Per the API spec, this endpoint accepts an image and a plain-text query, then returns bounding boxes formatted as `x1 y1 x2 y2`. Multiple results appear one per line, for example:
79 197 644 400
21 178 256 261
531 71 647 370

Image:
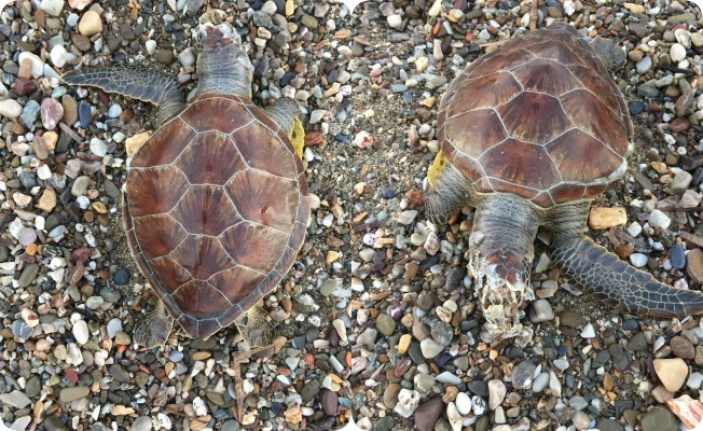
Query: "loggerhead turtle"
62 10 310 349
424 24 703 340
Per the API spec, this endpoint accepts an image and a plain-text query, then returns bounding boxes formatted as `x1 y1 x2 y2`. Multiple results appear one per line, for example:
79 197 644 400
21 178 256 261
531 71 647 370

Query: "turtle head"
468 236 534 339
468 194 539 341
195 9 253 98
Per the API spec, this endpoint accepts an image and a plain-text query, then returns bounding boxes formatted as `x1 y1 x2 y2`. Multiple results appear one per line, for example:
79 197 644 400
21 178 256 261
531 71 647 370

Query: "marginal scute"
127 166 189 217
176 131 246 184
171 186 238 236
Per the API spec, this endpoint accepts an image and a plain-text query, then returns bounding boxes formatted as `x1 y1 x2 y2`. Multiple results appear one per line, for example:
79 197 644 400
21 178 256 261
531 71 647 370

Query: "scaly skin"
552 236 703 316
61 66 184 126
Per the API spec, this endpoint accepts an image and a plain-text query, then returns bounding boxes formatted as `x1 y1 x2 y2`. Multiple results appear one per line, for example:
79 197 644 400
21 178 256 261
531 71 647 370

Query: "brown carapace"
124 94 309 339
437 24 632 208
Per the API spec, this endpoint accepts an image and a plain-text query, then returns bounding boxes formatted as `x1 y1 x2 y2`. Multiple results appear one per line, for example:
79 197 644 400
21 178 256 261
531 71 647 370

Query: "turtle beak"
198 10 240 48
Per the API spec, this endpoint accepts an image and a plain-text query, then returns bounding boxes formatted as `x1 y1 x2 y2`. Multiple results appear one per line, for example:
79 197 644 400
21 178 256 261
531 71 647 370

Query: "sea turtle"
62 10 310 349
424 24 703 340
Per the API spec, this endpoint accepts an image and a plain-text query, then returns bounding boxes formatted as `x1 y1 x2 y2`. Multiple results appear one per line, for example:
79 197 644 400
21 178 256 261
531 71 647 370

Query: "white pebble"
72 319 89 345
90 138 108 157
670 43 687 62
145 40 157 55
178 48 196 67
106 318 123 338
397 210 417 225
387 14 402 28
629 253 648 268
50 45 68 68
107 104 122 118
580 323 596 338
648 209 671 229
626 221 642 237
455 392 472 415
37 165 52 180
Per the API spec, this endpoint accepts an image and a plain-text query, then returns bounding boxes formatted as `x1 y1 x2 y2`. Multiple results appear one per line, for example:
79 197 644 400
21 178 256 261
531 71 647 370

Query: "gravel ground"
5 0 703 430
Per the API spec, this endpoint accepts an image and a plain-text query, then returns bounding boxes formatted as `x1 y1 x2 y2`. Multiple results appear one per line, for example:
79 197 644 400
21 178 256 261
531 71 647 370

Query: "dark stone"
79 100 91 128
467 379 487 397
408 341 425 364
596 419 624 431
372 416 395 431
320 389 338 416
301 379 320 403
622 319 639 331
112 268 130 285
628 100 645 115
414 397 443 431
669 244 686 269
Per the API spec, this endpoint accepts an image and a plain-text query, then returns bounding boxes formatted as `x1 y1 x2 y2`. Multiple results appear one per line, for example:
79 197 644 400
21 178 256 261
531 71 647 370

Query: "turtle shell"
438 25 633 208
123 94 310 339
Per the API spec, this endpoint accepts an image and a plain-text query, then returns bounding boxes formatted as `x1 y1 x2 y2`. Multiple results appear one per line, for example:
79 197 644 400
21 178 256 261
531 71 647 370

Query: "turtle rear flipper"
61 66 184 126
552 236 703 317
134 299 175 349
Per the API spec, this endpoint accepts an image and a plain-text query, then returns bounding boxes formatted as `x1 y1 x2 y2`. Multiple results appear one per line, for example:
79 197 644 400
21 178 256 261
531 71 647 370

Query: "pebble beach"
3 0 703 430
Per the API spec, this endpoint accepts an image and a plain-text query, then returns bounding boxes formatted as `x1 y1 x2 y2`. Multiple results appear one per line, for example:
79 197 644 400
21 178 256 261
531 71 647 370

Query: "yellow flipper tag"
427 150 445 187
290 117 305 159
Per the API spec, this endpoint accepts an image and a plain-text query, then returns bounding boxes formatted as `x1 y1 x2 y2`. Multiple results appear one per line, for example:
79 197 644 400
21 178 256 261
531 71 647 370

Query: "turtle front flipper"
552 236 703 317
264 97 305 158
61 66 184 126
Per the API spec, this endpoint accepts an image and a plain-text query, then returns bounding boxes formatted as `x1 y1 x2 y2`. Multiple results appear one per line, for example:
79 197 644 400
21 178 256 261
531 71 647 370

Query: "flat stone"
640 406 678 431
528 299 554 322
687 249 703 284
488 379 506 410
0 390 31 408
420 338 443 359
0 99 22 118
589 207 626 230
653 358 688 392
511 360 536 389
671 335 695 359
131 416 153 431
376 313 396 336
78 10 102 36
413 397 443 431
648 209 671 230
59 386 90 403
